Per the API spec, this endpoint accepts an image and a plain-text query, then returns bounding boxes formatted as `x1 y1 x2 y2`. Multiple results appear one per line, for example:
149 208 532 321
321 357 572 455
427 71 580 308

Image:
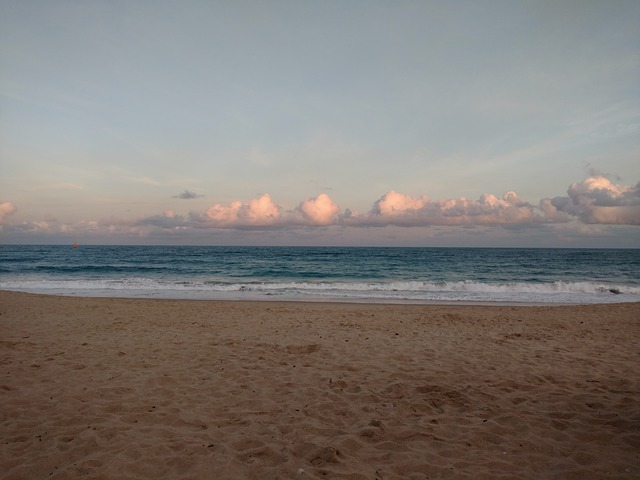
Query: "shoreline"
1 290 638 479
1 288 637 307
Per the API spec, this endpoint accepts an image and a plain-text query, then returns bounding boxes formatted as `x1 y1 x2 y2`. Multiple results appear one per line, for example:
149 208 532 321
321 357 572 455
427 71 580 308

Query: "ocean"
1 245 639 304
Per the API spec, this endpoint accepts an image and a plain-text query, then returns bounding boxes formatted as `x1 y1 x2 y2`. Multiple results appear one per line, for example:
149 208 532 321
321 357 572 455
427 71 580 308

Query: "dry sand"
1 290 639 479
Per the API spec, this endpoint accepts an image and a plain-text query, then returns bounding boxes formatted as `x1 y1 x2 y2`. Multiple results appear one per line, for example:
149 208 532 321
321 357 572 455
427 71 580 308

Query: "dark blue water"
1 245 639 303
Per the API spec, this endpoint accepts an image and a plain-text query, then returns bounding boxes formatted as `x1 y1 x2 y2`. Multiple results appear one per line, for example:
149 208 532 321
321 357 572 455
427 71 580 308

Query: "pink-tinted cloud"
551 176 640 225
295 193 341 225
371 191 429 215
351 190 540 227
205 193 281 227
0 202 17 223
197 193 342 228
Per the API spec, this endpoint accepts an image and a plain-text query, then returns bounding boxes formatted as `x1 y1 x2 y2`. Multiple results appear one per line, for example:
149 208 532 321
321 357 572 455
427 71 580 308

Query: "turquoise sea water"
1 245 639 304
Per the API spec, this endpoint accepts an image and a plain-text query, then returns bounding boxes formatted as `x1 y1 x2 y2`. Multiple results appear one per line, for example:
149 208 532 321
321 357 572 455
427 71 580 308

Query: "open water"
1 245 639 304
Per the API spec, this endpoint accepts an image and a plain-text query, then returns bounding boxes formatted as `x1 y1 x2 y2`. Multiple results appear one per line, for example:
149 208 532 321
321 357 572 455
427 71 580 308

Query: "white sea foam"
1 277 638 304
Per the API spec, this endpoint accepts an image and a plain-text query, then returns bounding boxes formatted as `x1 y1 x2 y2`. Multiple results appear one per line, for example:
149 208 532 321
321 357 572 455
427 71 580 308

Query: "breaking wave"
1 277 638 304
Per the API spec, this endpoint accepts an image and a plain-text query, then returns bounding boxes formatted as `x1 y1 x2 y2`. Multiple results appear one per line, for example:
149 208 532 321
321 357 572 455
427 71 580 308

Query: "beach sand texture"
1 291 638 479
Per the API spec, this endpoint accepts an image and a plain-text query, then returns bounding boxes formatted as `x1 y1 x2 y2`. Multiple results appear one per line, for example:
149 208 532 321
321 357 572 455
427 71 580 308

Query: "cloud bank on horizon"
163 175 640 228
2 176 638 244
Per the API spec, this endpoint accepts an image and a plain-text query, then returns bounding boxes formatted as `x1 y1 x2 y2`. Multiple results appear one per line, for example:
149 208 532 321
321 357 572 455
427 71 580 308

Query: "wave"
1 277 638 304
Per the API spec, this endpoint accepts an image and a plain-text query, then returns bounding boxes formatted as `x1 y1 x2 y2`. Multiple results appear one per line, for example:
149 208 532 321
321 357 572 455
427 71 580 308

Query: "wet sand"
1 291 638 479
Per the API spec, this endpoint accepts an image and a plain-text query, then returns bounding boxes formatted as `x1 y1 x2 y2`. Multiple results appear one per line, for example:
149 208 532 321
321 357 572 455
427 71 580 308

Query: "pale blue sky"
1 0 639 246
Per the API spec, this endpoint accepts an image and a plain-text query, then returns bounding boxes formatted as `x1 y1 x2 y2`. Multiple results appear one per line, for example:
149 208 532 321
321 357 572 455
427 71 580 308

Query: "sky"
1 0 639 247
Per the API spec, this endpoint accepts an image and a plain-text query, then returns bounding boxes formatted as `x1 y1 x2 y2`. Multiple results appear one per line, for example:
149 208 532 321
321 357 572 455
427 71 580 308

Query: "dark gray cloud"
174 190 204 200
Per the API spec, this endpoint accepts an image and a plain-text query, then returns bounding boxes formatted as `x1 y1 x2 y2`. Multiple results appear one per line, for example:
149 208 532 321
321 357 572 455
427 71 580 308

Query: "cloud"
0 202 17 223
371 191 429 216
174 190 204 199
7 177 636 245
349 177 640 228
350 190 540 227
294 193 341 225
136 209 188 229
204 193 281 227
582 162 621 182
196 193 341 228
131 176 640 233
551 176 640 225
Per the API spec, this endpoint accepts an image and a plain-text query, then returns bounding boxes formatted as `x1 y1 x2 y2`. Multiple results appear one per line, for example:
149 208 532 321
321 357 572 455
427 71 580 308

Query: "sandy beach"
1 290 638 479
